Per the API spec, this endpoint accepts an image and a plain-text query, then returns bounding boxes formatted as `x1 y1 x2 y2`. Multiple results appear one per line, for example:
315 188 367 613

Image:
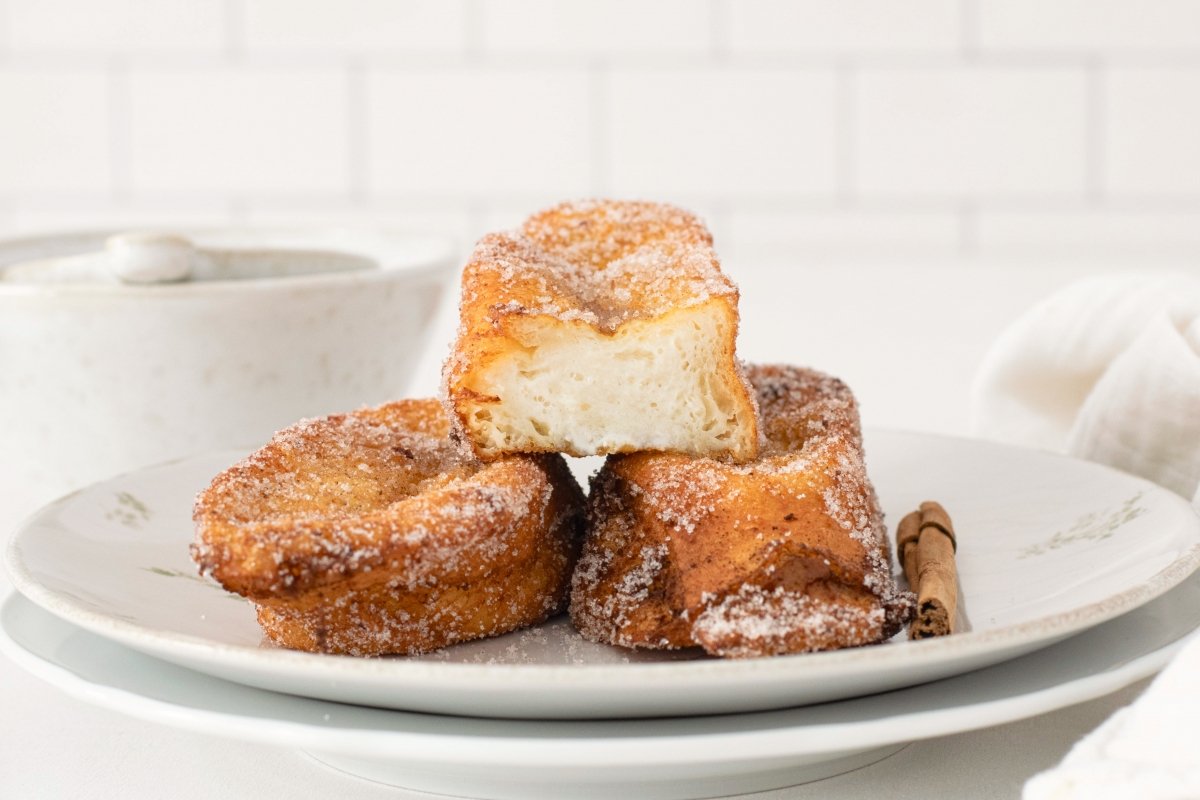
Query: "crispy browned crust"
443 199 759 461
191 399 585 656
569 365 914 658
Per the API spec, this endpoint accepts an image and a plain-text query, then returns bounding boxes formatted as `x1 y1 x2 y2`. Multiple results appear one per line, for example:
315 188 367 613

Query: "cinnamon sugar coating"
570 365 915 658
443 199 759 461
191 399 585 656
463 199 737 334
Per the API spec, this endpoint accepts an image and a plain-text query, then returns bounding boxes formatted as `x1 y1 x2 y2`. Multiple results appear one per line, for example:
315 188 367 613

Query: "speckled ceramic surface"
0 228 456 536
3 573 1199 799
7 430 1199 719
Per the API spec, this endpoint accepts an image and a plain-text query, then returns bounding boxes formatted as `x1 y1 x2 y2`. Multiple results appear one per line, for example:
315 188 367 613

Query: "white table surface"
2 259 1189 799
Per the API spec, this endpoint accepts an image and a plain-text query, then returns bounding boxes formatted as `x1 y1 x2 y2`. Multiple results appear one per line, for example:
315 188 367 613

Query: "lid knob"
106 233 195 284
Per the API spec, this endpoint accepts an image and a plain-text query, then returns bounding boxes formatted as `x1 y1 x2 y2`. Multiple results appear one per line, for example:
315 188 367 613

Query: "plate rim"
5 429 1200 690
0 587 1189 766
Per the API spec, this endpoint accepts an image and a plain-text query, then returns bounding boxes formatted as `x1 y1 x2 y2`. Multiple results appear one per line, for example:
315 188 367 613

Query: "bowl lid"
0 228 453 288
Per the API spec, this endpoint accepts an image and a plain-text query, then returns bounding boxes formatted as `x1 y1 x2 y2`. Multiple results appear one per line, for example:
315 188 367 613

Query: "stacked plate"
4 430 1200 800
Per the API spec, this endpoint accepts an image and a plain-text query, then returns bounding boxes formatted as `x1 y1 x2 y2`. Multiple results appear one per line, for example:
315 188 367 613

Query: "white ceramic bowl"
0 228 457 533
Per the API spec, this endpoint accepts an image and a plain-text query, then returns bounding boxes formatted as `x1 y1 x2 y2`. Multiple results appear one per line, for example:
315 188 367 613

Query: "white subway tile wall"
727 0 962 54
129 68 350 194
1 0 1199 264
1105 68 1200 196
605 68 838 198
977 0 1200 51
0 70 111 194
855 66 1089 198
481 0 711 56
9 0 226 54
367 68 593 197
244 0 466 55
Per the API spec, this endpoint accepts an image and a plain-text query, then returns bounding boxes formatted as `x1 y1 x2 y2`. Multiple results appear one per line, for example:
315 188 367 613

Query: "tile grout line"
2 49 1192 74
463 0 484 64
227 197 248 224
835 60 857 209
1086 57 1106 206
346 58 368 204
108 56 133 204
0 0 10 64
589 59 608 195
224 0 245 62
19 193 1200 214
465 199 487 246
709 0 730 63
707 201 731 257
960 0 979 61
959 201 979 257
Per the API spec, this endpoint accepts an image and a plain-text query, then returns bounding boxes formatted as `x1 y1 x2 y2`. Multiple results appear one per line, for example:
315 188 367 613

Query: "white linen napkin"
971 272 1200 508
1023 630 1200 800
972 272 1200 798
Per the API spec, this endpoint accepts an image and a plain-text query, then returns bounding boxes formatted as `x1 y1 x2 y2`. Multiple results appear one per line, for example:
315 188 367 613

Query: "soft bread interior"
465 301 754 458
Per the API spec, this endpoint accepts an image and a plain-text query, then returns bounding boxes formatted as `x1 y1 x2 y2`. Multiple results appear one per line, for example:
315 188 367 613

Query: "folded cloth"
971 273 1200 508
975 273 1200 798
1023 630 1200 800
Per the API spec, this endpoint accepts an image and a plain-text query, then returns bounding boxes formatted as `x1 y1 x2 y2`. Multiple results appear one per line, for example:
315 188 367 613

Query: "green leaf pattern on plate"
1020 492 1147 559
142 566 243 600
106 491 152 528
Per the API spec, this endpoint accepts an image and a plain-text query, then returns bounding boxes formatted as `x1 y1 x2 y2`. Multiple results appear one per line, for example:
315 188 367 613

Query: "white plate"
3 573 1199 800
5 430 1200 719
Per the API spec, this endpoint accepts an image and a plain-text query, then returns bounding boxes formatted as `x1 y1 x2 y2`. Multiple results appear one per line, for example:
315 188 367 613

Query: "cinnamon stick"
896 501 959 639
